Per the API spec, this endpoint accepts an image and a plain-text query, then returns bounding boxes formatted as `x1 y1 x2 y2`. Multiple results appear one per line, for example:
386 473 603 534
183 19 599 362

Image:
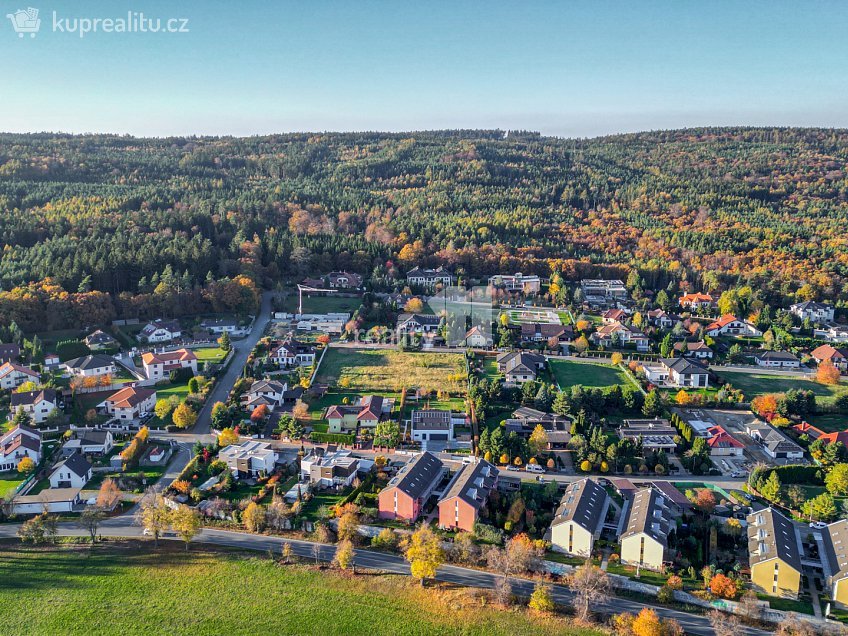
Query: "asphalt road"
0 521 770 636
192 291 274 435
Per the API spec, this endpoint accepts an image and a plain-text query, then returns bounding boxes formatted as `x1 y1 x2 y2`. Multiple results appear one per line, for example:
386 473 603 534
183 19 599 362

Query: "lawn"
0 543 604 636
192 347 229 363
0 472 24 498
314 348 466 393
549 359 629 389
757 593 815 615
299 490 350 521
279 293 363 315
718 369 848 403
803 413 848 433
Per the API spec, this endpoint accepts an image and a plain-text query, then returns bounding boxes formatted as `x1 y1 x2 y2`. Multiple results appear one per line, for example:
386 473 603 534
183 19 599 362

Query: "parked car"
811 521 828 530
730 471 746 478
525 463 545 474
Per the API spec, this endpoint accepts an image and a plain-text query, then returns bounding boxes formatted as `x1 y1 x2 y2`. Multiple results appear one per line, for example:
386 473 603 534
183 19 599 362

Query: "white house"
592 322 650 352
269 340 316 367
753 351 801 370
643 358 709 389
748 423 805 460
464 326 493 348
139 319 182 343
410 409 465 442
49 453 92 489
240 379 293 411
62 354 116 378
0 425 42 471
790 301 835 324
218 440 278 477
705 314 762 338
10 389 59 424
141 349 198 381
84 330 118 350
549 479 610 558
406 266 455 287
397 313 441 334
497 351 546 384
488 273 541 294
100 386 157 420
300 448 368 488
0 362 40 390
814 324 848 344
673 341 714 360
294 313 349 334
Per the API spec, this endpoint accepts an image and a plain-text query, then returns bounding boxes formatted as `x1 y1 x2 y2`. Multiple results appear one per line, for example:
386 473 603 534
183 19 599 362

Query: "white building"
406 266 455 287
10 389 59 424
141 349 198 381
705 315 762 338
11 488 82 515
62 429 114 457
0 425 42 471
643 358 709 389
62 354 116 378
488 273 541 293
410 410 465 442
139 319 182 343
814 324 848 344
218 441 278 477
753 351 801 369
0 362 40 390
790 301 835 324
300 448 370 488
100 386 157 420
269 340 316 367
49 453 92 489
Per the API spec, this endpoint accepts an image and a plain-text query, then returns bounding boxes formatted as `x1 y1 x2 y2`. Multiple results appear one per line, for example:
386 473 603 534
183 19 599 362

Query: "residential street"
0 521 771 636
192 291 275 435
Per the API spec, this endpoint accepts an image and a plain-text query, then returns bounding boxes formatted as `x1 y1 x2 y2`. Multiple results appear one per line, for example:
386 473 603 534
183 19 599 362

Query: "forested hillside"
0 127 846 328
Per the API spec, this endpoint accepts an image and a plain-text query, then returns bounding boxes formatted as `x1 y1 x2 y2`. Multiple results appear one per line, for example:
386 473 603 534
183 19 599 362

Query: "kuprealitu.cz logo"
6 6 189 39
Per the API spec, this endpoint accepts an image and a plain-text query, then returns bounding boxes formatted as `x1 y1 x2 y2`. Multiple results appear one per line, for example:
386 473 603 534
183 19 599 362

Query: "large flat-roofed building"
580 279 628 306
489 273 541 294
618 419 678 452
747 508 802 599
549 478 610 558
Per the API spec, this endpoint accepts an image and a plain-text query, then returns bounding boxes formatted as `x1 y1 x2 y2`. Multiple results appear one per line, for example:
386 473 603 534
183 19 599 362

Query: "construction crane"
296 284 337 316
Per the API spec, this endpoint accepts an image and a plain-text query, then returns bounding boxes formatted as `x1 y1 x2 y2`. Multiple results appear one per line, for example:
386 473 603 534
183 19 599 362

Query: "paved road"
193 291 275 435
0 521 770 636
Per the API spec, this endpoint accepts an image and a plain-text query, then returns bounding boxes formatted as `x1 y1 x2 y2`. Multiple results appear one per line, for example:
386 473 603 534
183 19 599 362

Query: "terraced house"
378 451 446 523
747 507 802 599
619 487 680 571
822 519 848 608
437 460 499 532
549 478 610 558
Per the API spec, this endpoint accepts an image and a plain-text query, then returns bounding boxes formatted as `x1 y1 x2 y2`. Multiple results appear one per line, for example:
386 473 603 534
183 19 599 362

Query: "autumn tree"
172 402 197 429
217 427 240 447
154 398 173 420
250 404 270 423
171 504 202 551
97 478 122 510
528 424 549 457
817 360 841 385
709 573 738 599
568 562 610 622
137 491 172 548
404 525 445 586
695 488 717 514
528 582 554 613
334 538 355 572
16 457 35 474
243 502 266 532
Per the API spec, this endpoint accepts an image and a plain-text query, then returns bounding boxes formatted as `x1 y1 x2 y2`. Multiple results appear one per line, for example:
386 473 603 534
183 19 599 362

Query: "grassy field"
549 359 629 388
315 348 466 393
718 369 848 402
0 472 24 497
804 413 848 433
0 543 605 636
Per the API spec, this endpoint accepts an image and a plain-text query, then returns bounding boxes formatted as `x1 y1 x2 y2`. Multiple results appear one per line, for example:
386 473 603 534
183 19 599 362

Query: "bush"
473 522 503 545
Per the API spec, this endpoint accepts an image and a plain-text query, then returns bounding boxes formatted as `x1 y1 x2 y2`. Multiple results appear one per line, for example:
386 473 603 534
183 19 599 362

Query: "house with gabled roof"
679 292 714 310
821 519 848 608
326 395 393 433
672 340 713 359
0 362 40 390
62 354 116 378
705 314 762 338
406 267 455 288
643 357 709 389
396 313 441 334
752 350 801 369
497 351 546 384
49 452 92 489
519 322 573 344
464 325 493 348
0 425 42 471
269 339 316 367
10 388 58 424
591 322 650 351
139 319 182 343
141 349 197 381
705 425 744 457
437 459 499 532
811 344 848 372
747 507 802 598
378 451 446 523
101 386 156 421
549 478 610 558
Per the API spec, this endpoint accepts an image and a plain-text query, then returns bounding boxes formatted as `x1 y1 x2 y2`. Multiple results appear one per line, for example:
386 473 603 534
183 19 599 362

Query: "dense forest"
0 127 846 328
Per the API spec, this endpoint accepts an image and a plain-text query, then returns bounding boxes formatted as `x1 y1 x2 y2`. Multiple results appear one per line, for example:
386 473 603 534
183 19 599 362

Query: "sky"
1 0 847 138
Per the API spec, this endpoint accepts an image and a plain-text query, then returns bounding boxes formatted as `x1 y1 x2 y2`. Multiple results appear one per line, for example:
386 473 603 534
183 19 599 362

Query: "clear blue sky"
1 0 847 137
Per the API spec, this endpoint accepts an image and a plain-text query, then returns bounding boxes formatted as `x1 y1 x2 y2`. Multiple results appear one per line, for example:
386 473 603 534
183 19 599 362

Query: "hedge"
311 432 355 445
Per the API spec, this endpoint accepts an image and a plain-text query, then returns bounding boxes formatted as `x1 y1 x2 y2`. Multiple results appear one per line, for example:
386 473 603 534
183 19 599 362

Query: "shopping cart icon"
6 7 41 38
